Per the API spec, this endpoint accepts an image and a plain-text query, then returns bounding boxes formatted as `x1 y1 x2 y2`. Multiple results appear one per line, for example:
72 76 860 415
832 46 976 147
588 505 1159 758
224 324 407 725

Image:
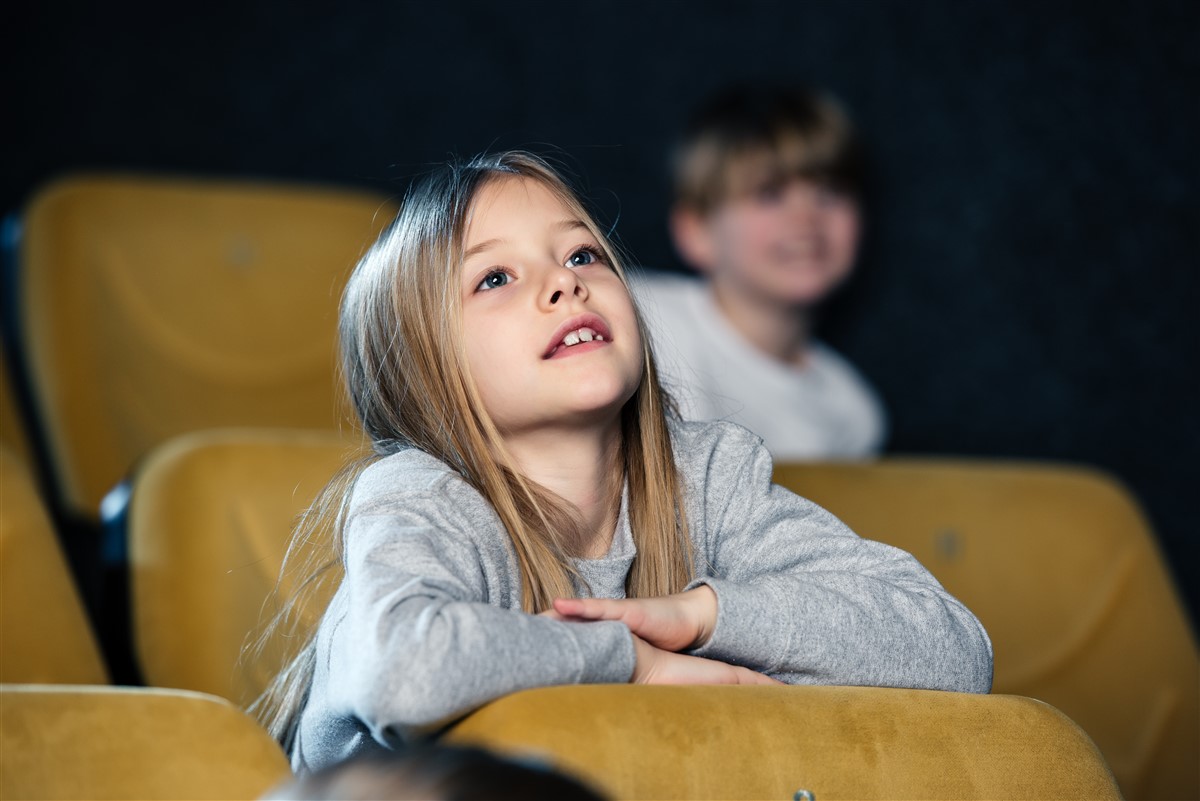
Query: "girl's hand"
551 586 719 652
631 634 782 686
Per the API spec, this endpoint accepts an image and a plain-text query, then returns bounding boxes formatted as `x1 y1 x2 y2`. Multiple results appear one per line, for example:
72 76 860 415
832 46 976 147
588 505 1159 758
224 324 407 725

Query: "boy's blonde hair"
671 84 865 214
252 151 692 747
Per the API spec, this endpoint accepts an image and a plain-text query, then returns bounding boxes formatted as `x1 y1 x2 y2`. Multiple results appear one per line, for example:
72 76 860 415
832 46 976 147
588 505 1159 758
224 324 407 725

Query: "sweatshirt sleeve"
684 424 993 693
324 481 635 744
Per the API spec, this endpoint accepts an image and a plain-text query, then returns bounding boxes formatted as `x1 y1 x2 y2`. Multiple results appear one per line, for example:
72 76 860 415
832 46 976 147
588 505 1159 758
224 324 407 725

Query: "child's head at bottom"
263 743 608 801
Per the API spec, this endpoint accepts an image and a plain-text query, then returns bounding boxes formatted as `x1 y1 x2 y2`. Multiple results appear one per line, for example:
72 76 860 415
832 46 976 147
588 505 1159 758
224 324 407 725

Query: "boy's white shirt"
631 270 887 460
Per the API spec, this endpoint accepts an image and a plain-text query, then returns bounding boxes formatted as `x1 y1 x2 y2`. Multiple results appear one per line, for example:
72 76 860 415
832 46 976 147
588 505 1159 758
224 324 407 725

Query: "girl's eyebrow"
462 220 589 263
463 238 503 262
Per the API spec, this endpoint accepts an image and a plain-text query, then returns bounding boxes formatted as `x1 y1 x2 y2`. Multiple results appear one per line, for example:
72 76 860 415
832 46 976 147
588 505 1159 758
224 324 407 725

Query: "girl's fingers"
552 597 628 621
551 598 589 617
735 666 785 686
632 637 782 686
555 596 697 651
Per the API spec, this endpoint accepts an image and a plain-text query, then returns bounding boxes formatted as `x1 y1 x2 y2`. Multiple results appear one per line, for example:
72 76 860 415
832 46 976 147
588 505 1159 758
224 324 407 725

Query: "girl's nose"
542 266 588 309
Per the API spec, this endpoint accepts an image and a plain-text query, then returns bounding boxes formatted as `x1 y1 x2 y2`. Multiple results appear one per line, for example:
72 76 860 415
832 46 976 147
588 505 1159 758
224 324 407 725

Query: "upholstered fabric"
18 175 397 519
445 685 1122 800
129 428 359 707
0 447 108 684
122 435 1183 798
0 684 290 800
772 458 1198 801
0 349 34 469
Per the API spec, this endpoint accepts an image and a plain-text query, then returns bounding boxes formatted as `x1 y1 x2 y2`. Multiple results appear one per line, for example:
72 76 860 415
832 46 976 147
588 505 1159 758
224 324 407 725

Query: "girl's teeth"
562 327 600 347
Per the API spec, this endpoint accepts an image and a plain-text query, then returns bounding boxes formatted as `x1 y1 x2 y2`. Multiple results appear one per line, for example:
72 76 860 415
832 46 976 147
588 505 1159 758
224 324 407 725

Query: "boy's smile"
460 176 643 438
683 178 861 309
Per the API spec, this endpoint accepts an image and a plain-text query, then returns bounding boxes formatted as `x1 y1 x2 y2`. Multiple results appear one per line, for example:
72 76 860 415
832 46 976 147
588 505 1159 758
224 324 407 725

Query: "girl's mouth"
543 316 612 359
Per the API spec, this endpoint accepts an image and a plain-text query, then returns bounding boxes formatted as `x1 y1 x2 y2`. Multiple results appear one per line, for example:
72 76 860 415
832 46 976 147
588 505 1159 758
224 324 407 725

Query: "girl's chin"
497 393 637 437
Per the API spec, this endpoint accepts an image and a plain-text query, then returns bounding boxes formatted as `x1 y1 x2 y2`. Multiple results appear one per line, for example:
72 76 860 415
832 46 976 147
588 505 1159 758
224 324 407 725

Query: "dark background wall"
5 0 1197 622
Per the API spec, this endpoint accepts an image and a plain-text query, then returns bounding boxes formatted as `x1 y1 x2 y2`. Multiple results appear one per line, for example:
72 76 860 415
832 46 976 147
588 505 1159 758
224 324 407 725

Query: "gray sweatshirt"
293 420 992 771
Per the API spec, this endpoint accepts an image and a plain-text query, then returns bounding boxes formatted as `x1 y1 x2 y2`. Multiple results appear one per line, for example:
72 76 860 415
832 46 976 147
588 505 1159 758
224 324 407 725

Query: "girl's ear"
669 205 717 275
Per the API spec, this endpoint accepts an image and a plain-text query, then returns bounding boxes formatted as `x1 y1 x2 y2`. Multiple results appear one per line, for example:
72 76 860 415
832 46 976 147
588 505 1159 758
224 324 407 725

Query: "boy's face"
673 178 861 308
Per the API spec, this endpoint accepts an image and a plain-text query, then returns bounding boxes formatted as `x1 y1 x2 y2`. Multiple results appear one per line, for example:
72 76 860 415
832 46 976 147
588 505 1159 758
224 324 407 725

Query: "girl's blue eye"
567 246 604 268
477 271 511 291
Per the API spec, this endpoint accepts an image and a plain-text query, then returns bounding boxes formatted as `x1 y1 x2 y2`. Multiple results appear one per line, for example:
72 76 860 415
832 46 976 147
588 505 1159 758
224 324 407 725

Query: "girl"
255 151 992 773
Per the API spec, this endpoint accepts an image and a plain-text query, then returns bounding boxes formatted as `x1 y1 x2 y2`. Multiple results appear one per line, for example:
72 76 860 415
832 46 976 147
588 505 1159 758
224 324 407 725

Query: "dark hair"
263 744 608 801
671 83 866 212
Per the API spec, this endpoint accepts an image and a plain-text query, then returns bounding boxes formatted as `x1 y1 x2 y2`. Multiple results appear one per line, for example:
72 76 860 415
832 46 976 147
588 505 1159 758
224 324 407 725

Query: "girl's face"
459 176 643 439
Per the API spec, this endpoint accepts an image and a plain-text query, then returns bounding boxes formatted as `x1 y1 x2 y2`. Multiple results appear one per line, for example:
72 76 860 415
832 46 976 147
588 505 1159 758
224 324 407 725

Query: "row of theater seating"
0 444 1130 800
1 174 1197 799
1 683 1126 801
5 429 1198 798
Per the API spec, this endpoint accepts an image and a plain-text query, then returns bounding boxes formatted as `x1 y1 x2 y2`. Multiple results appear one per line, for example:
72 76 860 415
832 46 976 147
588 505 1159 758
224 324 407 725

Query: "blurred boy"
634 84 886 459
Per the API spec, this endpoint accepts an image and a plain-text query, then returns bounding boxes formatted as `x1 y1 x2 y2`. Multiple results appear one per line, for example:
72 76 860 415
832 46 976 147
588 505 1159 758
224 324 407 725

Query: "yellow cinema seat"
772 458 1199 801
129 428 361 707
0 348 34 469
0 447 108 684
17 174 396 520
0 684 290 800
445 685 1122 801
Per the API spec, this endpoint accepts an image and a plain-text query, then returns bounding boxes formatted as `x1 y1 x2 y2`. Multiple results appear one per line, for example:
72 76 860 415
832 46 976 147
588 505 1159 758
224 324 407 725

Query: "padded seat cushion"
0 685 290 800
0 448 107 684
445 685 1122 801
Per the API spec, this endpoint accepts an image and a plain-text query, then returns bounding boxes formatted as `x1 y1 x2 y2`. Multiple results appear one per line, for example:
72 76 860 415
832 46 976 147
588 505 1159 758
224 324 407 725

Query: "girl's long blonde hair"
252 151 692 747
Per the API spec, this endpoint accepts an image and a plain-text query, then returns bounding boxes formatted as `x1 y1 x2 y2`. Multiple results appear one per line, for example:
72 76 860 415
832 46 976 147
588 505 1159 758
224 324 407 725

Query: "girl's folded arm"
689 429 993 693
325 505 635 740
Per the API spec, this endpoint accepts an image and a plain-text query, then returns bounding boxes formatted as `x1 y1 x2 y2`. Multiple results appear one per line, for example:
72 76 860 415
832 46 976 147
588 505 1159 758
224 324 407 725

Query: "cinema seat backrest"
0 447 108 684
18 174 396 520
0 684 290 800
446 685 1122 800
772 458 1199 801
128 428 361 707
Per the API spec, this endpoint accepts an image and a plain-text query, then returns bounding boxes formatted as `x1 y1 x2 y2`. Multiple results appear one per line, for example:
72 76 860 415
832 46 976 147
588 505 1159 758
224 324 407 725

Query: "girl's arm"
559 423 994 693
325 505 629 739
322 478 772 748
544 593 779 687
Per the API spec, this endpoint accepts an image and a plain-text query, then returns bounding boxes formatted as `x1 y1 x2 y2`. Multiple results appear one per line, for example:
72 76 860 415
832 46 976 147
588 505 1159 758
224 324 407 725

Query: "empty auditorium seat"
128 428 362 707
0 446 108 684
0 684 290 800
772 458 1199 801
0 347 34 470
15 174 396 520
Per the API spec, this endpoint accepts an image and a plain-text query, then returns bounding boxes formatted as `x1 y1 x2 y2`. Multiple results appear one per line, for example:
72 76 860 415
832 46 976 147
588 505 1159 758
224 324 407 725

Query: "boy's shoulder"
628 268 705 300
628 269 711 338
